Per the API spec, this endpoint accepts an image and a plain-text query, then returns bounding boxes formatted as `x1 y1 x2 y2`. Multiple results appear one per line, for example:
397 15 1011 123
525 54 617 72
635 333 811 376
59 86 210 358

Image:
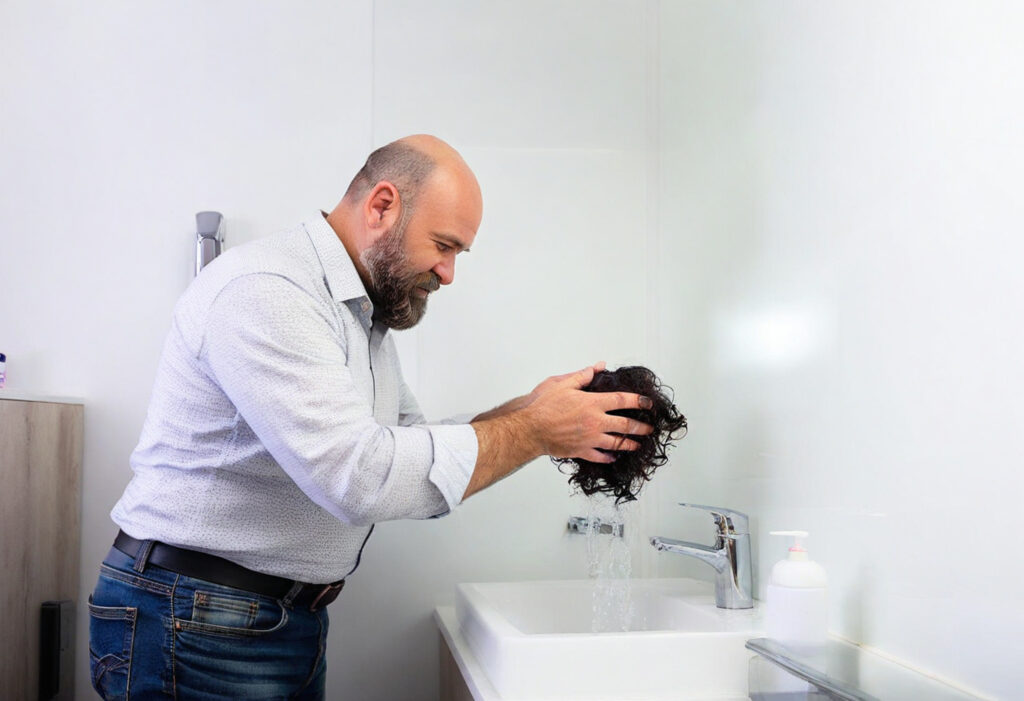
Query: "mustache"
416 273 441 292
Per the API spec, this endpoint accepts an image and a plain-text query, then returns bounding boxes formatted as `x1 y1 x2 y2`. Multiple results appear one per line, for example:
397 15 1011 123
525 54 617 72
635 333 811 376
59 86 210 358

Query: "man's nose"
433 259 455 286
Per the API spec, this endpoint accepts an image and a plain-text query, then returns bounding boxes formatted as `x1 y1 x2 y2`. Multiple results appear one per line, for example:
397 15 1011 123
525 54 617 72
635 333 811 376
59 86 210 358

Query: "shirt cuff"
440 412 476 425
426 423 478 513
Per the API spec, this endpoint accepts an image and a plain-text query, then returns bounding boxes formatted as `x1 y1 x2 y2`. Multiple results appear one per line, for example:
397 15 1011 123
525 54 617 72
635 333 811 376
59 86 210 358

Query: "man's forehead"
425 160 481 201
416 169 482 240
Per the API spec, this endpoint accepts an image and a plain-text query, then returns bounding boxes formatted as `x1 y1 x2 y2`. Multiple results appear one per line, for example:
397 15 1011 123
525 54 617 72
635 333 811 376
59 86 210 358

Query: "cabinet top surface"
0 389 84 404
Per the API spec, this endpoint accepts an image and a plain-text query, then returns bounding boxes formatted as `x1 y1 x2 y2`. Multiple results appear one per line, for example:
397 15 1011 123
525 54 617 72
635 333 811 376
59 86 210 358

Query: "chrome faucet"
650 503 753 609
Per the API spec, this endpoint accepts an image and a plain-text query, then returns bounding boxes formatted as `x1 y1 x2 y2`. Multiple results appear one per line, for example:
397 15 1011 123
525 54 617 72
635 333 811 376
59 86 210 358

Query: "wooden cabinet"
0 394 84 700
439 632 476 701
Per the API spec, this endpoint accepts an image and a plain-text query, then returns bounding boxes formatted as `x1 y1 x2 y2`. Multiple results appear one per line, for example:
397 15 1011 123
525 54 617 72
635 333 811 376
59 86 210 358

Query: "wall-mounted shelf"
747 637 983 701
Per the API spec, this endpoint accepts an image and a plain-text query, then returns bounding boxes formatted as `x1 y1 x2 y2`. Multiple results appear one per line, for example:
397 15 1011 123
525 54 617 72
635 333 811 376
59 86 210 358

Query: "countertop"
0 389 84 404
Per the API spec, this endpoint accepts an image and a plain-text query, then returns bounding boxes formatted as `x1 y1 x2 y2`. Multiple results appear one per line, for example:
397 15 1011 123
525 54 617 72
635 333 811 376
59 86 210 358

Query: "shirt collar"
303 211 370 304
303 211 387 339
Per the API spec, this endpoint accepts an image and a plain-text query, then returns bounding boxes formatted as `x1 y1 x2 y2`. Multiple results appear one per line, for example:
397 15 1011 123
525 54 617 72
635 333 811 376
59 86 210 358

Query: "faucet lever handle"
678 503 749 535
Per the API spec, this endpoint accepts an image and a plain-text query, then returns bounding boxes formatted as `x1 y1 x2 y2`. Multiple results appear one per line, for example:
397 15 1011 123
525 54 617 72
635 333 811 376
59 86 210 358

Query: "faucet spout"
649 536 729 572
650 504 754 609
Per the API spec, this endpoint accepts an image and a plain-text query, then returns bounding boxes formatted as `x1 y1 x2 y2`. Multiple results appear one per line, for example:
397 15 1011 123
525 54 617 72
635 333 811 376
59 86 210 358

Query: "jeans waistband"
112 530 345 610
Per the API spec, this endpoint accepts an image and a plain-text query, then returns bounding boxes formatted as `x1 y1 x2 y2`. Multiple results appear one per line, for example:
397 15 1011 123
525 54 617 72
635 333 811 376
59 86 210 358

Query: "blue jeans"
88 545 329 700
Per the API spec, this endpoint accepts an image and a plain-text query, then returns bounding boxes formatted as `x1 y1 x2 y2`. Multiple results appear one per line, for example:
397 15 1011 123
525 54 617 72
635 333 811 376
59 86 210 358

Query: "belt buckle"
309 580 345 611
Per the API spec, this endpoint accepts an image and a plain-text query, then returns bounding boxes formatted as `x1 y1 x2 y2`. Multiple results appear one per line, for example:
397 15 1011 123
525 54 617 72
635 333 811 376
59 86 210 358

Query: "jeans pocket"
88 596 137 700
190 589 258 628
174 594 287 638
172 601 321 699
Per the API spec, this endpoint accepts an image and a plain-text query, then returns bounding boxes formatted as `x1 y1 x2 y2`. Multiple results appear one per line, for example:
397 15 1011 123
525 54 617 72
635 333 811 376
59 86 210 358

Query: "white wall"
2 1 652 699
1 1 374 697
4 1 1020 699
652 2 1023 699
336 2 652 697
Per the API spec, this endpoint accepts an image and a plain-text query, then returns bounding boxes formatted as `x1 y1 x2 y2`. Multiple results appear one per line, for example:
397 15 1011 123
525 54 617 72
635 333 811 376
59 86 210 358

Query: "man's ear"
364 181 401 233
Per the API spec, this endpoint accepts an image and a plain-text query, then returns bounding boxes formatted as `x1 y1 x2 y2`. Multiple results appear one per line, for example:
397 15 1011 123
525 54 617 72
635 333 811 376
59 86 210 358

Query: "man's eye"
436 242 452 253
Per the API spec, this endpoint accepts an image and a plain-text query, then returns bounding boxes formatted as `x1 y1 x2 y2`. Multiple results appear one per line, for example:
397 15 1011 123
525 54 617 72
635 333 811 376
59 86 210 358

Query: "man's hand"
470 361 607 423
525 360 607 405
464 361 654 499
521 363 653 464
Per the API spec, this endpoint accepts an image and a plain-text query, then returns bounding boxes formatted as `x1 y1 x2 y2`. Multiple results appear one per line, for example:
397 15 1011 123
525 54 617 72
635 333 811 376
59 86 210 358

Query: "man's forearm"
464 411 542 499
459 363 653 502
470 394 533 423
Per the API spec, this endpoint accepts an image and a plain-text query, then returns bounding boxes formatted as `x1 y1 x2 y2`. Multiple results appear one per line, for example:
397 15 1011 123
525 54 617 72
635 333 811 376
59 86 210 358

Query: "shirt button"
361 300 370 312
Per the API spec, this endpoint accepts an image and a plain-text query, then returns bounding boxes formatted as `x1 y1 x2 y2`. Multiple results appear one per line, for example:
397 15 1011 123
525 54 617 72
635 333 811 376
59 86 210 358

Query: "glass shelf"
746 637 982 701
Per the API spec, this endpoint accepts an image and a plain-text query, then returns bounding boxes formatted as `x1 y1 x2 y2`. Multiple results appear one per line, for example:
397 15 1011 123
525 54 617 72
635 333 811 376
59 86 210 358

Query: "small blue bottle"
0 352 6 388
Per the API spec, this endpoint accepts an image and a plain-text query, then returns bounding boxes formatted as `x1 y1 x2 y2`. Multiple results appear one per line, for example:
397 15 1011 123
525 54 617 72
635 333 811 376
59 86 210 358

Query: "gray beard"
360 222 432 330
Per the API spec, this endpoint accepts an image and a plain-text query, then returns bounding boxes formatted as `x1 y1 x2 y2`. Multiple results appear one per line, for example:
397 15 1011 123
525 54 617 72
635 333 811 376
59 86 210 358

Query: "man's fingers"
581 448 616 464
608 416 654 437
598 391 653 412
544 362 605 391
598 434 641 452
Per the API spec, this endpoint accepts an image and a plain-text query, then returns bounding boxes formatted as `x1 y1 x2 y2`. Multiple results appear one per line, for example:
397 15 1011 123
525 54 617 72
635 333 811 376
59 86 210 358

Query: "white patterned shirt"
111 212 478 583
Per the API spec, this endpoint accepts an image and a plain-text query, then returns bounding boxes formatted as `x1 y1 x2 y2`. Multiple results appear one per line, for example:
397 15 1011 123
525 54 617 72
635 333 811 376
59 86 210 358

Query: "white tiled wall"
652 3 1024 699
1 1 654 698
1 2 375 697
371 0 647 151
333 3 651 697
3 0 1019 698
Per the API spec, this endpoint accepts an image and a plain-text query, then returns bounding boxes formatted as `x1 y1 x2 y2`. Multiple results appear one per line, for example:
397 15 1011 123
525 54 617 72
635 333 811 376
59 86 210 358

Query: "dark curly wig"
552 366 687 504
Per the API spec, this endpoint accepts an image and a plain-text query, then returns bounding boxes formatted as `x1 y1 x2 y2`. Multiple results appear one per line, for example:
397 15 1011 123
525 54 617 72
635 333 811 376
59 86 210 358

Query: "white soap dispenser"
765 530 828 652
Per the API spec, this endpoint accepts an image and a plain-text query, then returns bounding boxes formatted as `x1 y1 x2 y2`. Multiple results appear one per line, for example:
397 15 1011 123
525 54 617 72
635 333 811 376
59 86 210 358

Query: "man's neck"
323 209 373 292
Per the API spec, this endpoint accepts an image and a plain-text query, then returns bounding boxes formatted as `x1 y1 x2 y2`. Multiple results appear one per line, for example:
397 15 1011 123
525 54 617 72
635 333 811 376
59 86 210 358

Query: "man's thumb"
572 366 596 389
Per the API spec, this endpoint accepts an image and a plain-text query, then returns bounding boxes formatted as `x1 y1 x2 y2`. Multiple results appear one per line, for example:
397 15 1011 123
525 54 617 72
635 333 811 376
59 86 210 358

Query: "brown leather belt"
113 530 344 611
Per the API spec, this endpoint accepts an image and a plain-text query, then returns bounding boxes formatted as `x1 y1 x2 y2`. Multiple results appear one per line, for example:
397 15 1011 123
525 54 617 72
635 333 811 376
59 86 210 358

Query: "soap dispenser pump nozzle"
770 530 810 561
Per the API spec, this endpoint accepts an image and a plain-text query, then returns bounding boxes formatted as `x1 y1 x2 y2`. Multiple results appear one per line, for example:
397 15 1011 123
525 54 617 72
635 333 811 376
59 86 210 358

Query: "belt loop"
132 539 156 573
281 581 304 606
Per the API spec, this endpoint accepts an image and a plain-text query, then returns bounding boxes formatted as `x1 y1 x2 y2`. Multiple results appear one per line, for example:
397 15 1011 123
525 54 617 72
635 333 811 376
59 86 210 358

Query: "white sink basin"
453 578 765 700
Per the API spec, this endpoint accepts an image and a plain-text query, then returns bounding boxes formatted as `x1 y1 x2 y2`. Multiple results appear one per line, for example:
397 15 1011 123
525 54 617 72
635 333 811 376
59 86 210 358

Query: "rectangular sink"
454 578 765 700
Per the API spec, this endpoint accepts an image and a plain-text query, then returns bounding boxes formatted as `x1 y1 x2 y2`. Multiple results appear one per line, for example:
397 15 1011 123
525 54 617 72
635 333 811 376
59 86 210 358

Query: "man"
89 135 653 699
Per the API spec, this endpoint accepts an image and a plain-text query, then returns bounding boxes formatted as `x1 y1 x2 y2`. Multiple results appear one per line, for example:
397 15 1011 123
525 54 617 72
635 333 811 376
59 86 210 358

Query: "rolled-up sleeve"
201 274 477 526
396 378 476 510
422 423 476 512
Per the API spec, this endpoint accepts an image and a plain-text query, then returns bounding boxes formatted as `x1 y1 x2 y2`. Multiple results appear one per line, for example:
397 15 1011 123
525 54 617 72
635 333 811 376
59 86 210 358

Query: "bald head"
326 135 482 328
343 134 480 218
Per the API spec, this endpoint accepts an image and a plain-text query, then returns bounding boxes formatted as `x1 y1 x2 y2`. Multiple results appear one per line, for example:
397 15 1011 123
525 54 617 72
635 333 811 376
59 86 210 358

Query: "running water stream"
584 495 638 632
